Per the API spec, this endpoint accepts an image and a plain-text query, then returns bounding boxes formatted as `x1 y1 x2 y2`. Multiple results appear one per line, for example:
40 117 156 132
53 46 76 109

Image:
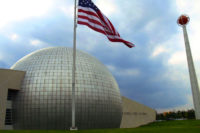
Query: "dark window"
5 109 12 125
7 90 17 100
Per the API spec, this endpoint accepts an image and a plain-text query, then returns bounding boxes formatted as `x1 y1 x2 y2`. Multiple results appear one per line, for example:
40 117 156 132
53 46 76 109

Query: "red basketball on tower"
177 15 190 26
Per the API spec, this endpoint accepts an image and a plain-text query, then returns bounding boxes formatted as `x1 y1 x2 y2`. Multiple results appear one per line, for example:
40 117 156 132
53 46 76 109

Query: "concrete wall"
0 69 25 129
120 96 156 128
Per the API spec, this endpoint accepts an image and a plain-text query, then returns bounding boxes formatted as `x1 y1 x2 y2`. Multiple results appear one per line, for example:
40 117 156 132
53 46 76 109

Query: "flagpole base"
70 127 78 130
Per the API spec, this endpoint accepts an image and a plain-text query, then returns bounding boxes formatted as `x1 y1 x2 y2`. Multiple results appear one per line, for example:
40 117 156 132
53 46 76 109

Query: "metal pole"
70 0 78 130
182 25 200 119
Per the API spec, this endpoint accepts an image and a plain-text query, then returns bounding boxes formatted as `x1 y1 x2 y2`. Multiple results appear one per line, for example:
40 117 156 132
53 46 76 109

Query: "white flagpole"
70 0 78 130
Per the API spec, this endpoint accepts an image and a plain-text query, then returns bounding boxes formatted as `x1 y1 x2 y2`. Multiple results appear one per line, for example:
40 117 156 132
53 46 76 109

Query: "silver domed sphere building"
11 47 122 129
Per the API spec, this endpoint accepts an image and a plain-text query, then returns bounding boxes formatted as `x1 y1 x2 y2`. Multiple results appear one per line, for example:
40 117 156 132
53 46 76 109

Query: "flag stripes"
77 0 134 48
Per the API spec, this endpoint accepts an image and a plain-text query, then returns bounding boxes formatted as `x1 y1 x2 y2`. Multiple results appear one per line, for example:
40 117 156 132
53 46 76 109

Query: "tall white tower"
177 15 200 119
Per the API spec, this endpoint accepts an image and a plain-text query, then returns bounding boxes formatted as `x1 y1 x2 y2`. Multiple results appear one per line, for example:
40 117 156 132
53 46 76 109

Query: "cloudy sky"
0 0 200 112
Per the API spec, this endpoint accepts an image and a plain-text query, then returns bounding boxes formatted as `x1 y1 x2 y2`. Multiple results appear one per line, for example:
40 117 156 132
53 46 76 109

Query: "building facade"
0 47 156 130
0 69 25 129
120 96 156 128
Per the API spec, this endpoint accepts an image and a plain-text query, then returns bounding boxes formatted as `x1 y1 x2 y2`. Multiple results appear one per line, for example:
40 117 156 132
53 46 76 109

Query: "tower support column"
178 15 200 119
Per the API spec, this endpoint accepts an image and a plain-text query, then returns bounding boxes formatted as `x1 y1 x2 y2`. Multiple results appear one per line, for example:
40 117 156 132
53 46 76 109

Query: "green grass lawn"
1 120 200 133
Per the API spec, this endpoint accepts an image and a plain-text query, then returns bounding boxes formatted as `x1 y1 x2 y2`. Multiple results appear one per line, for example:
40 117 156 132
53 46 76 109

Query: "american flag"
77 0 134 48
